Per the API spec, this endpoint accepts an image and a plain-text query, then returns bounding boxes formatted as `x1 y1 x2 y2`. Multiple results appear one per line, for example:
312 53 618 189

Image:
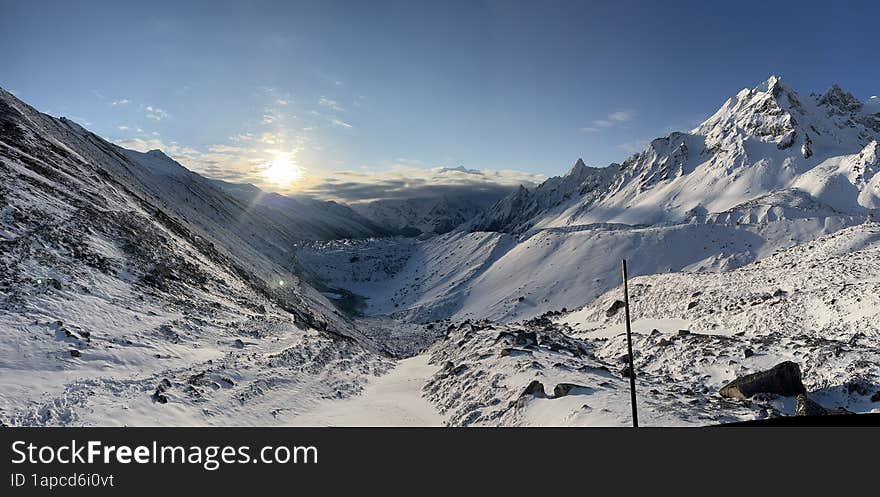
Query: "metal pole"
622 259 639 427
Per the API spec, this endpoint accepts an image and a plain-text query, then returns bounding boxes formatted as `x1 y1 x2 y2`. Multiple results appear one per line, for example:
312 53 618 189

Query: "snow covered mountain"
0 86 391 426
302 77 878 323
472 76 879 233
422 222 880 426
207 177 389 240
352 189 510 235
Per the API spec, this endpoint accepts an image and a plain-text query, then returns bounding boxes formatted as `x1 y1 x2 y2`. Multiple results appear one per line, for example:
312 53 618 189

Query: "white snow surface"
288 354 445 426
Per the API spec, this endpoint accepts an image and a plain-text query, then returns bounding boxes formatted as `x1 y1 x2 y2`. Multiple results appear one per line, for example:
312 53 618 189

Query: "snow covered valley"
3 76 880 426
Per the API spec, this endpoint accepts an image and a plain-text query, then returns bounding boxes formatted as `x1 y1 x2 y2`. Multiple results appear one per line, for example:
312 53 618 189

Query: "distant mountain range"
351 190 509 235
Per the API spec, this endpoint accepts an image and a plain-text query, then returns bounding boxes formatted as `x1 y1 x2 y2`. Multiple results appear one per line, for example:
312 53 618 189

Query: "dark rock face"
795 394 854 416
845 380 871 396
795 394 828 416
521 380 546 398
553 383 593 398
606 300 626 317
151 378 173 404
719 361 806 400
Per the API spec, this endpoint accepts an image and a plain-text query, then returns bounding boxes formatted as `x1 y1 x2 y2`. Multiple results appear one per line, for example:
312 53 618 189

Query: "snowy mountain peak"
755 74 786 94
566 158 588 175
818 83 863 113
697 75 805 148
469 76 880 233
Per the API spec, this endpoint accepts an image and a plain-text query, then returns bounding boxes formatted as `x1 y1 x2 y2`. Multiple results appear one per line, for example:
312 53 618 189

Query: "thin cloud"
616 139 650 155
581 109 635 133
331 119 353 129
145 106 170 121
111 98 130 106
608 110 633 122
319 97 344 112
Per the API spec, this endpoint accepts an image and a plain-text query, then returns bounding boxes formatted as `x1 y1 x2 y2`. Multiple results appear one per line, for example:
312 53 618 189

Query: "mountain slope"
352 190 511 235
0 86 390 426
420 222 880 426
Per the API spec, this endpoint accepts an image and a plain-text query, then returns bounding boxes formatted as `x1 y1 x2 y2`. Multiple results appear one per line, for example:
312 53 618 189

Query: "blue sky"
2 0 878 201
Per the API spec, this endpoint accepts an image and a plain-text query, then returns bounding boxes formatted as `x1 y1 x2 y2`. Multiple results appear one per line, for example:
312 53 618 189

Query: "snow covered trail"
287 355 445 426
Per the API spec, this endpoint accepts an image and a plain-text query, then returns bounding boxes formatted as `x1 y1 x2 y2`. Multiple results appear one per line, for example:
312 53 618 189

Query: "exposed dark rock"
658 338 673 347
796 394 854 416
719 361 806 400
871 391 880 403
795 394 827 416
744 348 754 358
451 364 468 375
845 380 871 396
500 347 532 357
514 331 537 346
606 300 626 317
188 371 213 387
68 349 81 358
553 383 594 398
520 380 546 398
687 301 699 310
151 378 173 404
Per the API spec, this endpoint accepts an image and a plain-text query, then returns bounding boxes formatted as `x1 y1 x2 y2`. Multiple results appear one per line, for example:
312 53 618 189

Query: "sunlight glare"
262 152 303 186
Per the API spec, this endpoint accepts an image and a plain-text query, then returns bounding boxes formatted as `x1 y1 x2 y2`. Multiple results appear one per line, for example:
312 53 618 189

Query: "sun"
262 152 303 186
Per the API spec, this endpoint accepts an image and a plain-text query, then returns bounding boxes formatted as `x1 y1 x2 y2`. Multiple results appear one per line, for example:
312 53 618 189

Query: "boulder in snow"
553 383 594 398
606 300 626 317
520 380 546 398
719 361 806 400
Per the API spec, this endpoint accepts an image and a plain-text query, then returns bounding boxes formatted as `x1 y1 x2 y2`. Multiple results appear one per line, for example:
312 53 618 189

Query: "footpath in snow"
288 355 444 426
